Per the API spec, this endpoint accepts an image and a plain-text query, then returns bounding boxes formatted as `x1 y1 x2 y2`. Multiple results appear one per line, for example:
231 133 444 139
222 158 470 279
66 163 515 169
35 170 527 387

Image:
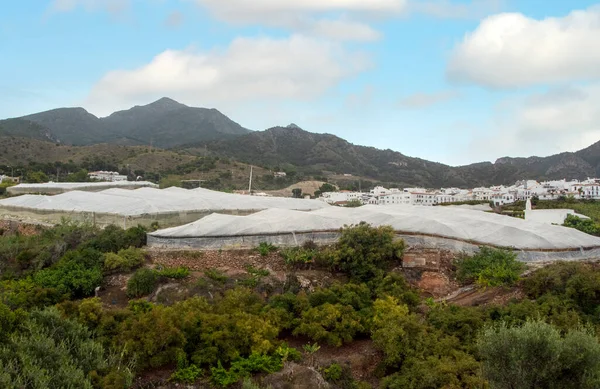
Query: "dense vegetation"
2 221 600 388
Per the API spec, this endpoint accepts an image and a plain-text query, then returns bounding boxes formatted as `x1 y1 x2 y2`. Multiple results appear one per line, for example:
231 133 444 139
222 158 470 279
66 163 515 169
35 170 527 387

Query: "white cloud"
408 0 503 20
192 0 408 24
50 0 130 14
448 7 600 88
465 84 600 162
306 19 381 42
85 35 371 116
398 90 460 108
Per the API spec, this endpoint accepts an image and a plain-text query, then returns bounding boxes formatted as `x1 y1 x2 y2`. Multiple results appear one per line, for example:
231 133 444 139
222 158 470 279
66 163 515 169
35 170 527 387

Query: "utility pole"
248 166 253 195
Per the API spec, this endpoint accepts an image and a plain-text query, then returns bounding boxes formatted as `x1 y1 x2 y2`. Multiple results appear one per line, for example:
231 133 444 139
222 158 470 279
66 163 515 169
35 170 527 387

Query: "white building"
491 193 516 206
274 172 287 178
320 191 362 205
378 192 412 205
436 194 455 204
412 192 437 206
371 186 391 196
88 171 128 182
581 183 600 199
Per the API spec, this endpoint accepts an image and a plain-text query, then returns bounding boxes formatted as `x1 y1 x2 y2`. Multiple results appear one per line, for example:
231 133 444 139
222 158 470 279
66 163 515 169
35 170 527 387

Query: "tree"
478 320 600 389
454 247 524 287
319 183 337 193
25 171 48 183
325 223 405 282
291 188 303 198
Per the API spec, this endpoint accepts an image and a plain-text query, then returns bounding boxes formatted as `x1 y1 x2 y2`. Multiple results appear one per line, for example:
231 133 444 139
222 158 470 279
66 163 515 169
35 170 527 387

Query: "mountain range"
0 98 249 147
1 98 599 188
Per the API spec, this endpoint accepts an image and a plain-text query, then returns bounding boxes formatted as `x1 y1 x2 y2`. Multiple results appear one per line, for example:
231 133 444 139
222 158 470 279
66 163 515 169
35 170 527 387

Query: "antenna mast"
248 166 253 195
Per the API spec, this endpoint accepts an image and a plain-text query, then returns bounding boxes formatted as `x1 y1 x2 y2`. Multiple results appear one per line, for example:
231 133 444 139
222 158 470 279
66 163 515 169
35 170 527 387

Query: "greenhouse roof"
149 205 600 251
0 187 329 216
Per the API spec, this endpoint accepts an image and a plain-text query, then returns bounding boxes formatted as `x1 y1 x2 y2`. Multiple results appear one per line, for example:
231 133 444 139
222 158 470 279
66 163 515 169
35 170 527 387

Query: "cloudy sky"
2 1 600 165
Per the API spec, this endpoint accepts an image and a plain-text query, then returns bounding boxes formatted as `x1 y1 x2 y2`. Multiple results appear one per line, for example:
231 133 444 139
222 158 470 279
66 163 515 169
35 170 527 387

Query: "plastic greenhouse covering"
0 187 329 227
148 205 600 253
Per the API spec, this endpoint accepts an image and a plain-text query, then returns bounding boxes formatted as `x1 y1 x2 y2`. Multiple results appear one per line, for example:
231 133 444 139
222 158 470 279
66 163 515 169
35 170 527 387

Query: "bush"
280 247 318 268
158 266 190 279
371 296 427 367
103 247 146 273
126 268 158 298
522 262 600 315
0 307 106 389
478 320 600 389
170 364 202 383
563 214 600 236
33 250 103 299
205 268 228 284
455 247 524 287
293 303 365 346
323 362 343 382
256 242 278 256
210 353 283 387
325 223 405 282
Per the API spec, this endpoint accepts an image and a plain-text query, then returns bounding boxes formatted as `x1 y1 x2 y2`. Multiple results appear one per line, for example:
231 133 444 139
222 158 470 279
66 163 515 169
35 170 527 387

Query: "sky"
2 1 600 166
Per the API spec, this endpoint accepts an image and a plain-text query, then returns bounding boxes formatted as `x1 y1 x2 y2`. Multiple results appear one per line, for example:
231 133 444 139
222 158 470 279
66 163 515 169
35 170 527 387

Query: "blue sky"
2 0 600 166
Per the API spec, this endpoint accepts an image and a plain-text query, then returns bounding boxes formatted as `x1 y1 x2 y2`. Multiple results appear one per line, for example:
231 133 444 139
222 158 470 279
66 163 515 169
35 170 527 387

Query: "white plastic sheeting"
0 187 328 216
7 181 158 194
149 205 600 251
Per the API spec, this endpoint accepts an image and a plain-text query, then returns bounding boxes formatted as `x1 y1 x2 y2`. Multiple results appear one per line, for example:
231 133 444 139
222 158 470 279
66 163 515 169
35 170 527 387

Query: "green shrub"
210 353 283 387
522 262 600 315
256 242 277 256
170 364 202 383
0 307 106 389
103 253 128 272
478 320 600 389
325 223 405 282
116 304 185 368
158 266 190 279
126 268 158 298
563 214 600 236
293 303 365 346
375 273 421 308
280 247 318 267
455 247 524 287
33 249 103 299
371 296 427 367
323 362 343 382
205 268 228 284
103 247 146 273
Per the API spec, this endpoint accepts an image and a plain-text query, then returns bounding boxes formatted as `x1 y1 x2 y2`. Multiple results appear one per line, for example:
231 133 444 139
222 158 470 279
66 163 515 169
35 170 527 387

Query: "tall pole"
248 166 253 195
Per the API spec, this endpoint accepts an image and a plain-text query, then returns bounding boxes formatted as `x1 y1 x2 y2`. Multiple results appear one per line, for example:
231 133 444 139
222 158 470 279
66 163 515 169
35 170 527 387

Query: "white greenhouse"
0 187 329 228
148 205 600 262
7 181 159 195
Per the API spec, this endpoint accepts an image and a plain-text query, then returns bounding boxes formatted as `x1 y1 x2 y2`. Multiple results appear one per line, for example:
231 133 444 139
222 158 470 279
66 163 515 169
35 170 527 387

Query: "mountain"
9 98 250 148
192 124 600 188
102 98 250 148
192 125 473 187
23 107 105 145
0 118 58 143
4 100 600 187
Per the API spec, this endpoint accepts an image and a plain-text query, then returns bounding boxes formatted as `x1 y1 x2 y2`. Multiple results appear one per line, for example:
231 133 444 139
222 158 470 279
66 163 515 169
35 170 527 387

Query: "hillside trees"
478 320 600 389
